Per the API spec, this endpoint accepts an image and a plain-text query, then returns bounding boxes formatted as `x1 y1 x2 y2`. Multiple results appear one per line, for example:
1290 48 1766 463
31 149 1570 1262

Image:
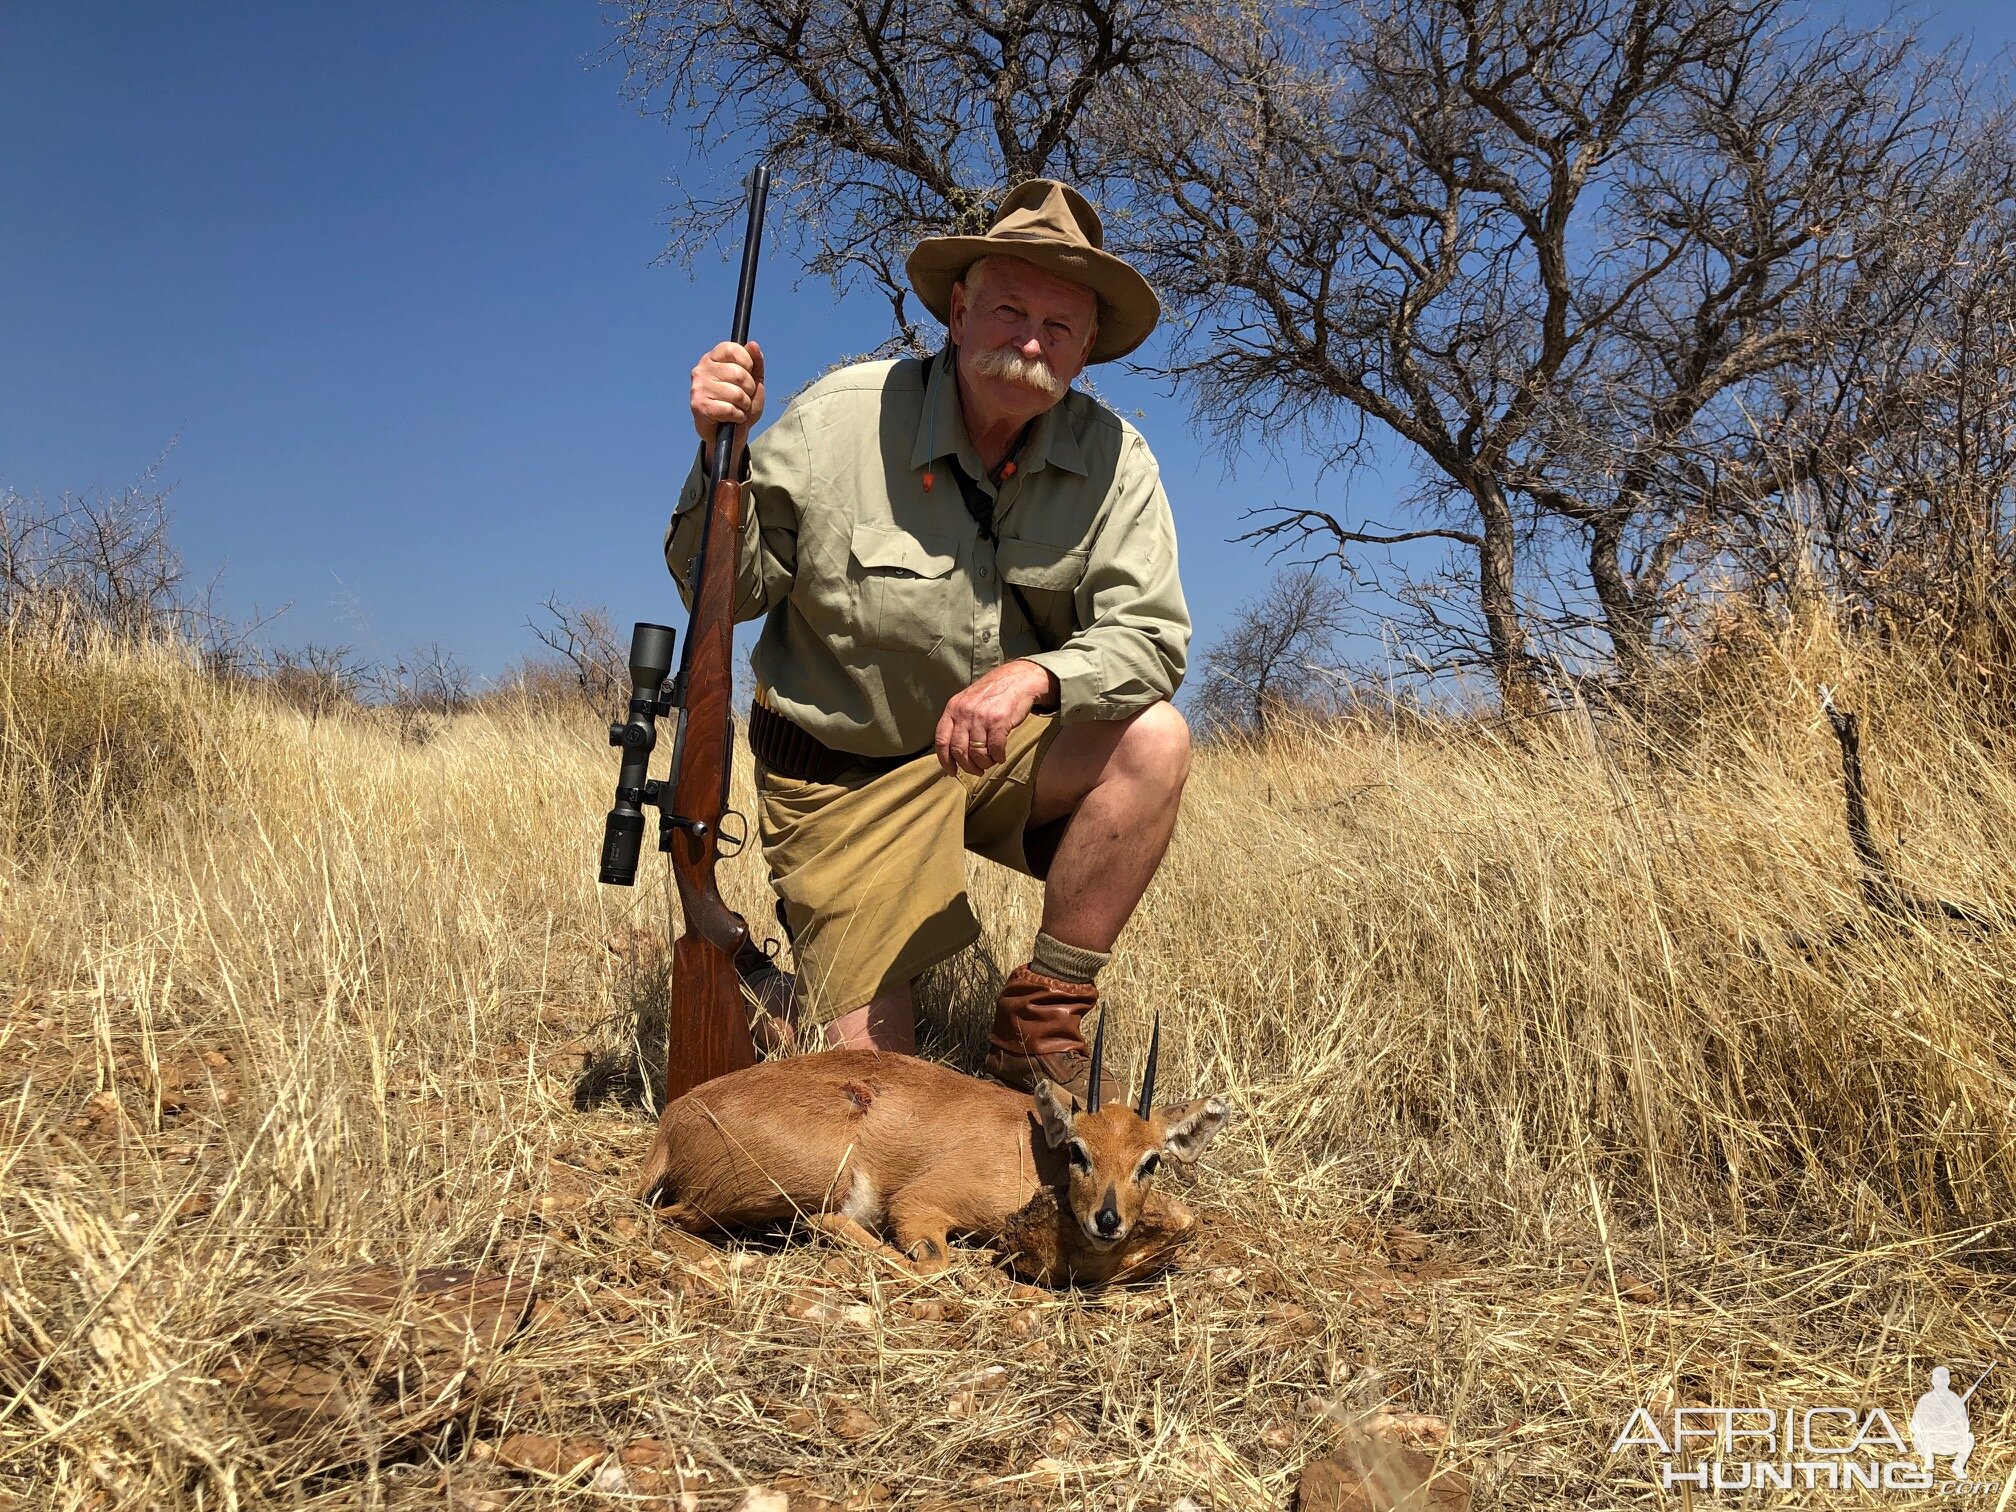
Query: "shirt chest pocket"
996 538 1088 646
850 524 960 654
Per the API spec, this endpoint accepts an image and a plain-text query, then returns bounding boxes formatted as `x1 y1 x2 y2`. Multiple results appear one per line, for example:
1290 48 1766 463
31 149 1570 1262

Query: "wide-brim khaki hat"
906 180 1159 363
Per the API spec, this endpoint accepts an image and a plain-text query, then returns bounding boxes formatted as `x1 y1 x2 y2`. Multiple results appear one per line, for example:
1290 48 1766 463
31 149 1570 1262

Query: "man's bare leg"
979 701 1191 1097
1025 701 1192 950
821 979 918 1052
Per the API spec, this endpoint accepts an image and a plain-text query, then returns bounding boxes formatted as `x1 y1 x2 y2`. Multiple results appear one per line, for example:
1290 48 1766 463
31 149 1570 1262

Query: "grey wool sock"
1030 931 1112 985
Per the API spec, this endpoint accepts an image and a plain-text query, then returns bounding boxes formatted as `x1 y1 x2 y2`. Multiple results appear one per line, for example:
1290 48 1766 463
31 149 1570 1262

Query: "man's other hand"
936 660 1060 775
691 340 766 445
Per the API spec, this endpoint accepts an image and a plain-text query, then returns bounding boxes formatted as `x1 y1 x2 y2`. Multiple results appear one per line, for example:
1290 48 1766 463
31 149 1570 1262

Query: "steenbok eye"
1068 1142 1092 1171
1138 1152 1161 1179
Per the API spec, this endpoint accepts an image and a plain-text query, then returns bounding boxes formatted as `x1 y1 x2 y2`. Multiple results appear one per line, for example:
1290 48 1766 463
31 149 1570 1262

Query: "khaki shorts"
756 713 1062 1026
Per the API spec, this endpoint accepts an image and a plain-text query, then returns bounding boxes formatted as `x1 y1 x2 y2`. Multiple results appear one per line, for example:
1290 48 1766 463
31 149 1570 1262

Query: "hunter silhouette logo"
1911 1364 1989 1479
1612 1362 1998 1495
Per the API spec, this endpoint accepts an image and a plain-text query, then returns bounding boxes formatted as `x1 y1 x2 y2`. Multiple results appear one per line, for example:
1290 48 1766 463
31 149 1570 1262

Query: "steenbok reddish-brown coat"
634 1032 1226 1272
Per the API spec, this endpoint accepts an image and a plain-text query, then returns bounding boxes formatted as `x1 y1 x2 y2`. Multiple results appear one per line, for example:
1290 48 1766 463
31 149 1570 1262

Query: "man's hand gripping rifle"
597 165 771 1106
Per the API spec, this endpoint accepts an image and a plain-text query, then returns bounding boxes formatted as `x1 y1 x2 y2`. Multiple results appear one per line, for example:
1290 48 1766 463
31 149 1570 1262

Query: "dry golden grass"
4 614 2015 1509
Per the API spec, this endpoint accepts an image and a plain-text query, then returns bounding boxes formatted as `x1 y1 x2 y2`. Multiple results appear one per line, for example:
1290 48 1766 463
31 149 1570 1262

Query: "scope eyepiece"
599 811 645 886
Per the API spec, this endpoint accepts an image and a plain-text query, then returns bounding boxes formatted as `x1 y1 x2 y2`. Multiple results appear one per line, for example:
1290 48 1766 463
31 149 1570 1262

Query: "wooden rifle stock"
660 165 772 1105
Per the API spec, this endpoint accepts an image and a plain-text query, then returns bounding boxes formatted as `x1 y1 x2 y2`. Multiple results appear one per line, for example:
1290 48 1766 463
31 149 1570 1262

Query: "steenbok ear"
1032 1079 1079 1149
1157 1097 1229 1164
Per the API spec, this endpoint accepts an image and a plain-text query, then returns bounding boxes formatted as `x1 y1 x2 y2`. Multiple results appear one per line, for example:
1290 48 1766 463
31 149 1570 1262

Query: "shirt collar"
910 347 1091 482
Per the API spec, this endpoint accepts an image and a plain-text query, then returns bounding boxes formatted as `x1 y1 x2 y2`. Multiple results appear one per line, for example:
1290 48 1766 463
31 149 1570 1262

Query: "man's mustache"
970 344 1065 400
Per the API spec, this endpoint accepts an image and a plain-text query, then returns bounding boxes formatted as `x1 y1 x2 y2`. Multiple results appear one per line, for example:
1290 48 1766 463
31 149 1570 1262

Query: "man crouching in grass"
666 180 1190 1105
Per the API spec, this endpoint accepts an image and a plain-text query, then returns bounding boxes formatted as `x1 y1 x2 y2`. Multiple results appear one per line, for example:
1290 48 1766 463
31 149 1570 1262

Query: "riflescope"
597 621 680 886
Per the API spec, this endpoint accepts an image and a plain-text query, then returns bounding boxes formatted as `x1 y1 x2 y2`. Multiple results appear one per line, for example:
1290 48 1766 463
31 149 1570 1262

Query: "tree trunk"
1474 480 1538 713
1589 515 1655 685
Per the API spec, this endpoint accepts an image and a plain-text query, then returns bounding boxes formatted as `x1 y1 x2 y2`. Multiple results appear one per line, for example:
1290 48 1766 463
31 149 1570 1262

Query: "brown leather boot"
733 938 800 1053
983 966 1121 1105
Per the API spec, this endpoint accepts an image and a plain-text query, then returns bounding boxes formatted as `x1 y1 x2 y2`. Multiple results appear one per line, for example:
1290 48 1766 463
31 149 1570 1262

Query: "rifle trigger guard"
717 807 750 859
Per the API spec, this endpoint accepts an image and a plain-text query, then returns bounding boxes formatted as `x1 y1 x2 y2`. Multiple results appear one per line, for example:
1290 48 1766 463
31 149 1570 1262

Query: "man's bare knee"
1112 701 1191 793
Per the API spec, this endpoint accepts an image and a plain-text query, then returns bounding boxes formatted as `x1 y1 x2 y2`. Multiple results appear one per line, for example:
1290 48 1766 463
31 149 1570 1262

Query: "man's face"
948 255 1099 421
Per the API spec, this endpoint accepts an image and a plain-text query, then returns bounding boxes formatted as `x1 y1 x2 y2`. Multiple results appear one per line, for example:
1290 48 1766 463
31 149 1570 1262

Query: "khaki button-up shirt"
665 349 1190 758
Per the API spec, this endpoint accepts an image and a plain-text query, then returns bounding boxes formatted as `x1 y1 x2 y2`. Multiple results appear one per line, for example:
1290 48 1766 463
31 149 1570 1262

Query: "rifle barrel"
729 165 770 346
710 165 772 488
1960 1362 1996 1402
679 165 771 702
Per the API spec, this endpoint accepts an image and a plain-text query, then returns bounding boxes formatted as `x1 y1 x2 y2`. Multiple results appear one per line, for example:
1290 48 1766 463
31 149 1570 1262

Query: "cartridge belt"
747 700 931 784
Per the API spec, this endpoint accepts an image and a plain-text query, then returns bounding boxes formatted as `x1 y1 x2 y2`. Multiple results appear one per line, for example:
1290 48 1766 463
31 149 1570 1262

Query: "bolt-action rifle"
596 165 771 1105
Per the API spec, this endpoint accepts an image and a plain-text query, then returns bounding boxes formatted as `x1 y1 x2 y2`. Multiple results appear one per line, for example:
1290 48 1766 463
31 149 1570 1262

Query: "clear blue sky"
3 2 2009 682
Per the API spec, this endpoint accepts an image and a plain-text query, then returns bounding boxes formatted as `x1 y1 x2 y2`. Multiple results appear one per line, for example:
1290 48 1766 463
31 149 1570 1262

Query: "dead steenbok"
634 1016 1228 1274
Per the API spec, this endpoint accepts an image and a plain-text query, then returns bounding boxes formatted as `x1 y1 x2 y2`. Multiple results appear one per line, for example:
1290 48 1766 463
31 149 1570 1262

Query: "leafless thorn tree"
258 643 367 721
526 596 628 710
1 464 185 643
1190 566 1352 737
369 643 473 744
1105 0 1985 703
1718 114 2016 663
609 0 1217 345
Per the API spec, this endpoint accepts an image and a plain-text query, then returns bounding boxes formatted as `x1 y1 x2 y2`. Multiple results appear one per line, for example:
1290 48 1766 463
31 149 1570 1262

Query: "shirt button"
979 566 992 582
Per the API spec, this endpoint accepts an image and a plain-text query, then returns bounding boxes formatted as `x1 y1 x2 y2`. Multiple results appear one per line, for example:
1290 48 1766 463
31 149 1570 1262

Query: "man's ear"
1032 1079 1079 1149
947 278 971 346
1156 1097 1229 1164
